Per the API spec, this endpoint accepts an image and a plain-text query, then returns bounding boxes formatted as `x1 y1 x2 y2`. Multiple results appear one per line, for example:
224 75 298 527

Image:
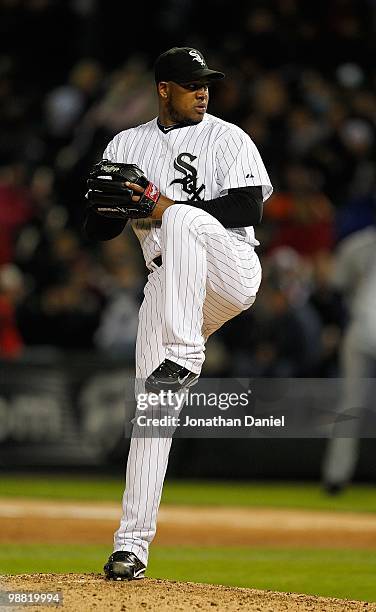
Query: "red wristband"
143 182 160 203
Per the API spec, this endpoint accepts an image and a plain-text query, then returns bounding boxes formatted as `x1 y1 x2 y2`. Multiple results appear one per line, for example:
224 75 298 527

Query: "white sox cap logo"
189 50 205 67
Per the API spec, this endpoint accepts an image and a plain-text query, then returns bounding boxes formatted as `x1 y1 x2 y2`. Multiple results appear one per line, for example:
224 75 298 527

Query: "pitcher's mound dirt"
2 574 375 612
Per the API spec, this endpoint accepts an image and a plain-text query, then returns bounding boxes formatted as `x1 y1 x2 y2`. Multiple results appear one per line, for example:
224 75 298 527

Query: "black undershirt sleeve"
175 186 263 228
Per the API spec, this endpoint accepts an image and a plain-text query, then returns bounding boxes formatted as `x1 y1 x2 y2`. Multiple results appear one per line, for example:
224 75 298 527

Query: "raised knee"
162 204 215 231
162 203 196 223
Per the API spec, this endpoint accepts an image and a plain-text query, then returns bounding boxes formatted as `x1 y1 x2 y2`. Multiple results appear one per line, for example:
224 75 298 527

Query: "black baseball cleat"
104 551 146 581
145 358 199 393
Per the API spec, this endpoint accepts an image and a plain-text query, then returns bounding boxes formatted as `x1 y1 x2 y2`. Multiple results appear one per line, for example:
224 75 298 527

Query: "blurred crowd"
1 0 376 377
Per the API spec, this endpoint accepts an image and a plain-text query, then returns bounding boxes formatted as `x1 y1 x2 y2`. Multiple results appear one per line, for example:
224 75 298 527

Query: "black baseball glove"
86 160 160 220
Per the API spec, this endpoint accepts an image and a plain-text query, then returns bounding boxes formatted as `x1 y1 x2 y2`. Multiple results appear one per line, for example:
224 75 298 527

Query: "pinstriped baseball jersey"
103 113 273 267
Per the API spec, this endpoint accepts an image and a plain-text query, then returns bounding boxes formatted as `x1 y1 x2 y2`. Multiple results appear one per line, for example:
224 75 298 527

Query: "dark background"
1 0 376 479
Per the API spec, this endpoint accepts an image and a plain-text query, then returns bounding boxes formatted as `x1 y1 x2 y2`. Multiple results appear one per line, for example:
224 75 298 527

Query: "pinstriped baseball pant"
113 204 262 564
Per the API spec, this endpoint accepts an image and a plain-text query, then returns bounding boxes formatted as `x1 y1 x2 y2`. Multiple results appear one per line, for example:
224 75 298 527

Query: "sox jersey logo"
170 153 205 200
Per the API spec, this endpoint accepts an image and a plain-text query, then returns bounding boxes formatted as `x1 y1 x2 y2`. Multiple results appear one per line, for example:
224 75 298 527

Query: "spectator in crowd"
0 163 34 265
0 264 25 359
17 229 103 349
44 59 103 158
93 232 145 358
221 248 322 377
265 163 334 257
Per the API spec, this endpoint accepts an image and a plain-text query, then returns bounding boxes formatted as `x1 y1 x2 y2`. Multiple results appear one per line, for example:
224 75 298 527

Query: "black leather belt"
152 255 162 267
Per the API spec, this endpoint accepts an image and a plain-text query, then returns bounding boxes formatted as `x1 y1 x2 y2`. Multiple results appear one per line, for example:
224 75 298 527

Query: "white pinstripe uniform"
103 112 273 565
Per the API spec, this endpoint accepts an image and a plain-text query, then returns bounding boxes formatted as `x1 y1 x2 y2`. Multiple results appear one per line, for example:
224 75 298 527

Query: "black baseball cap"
154 47 225 84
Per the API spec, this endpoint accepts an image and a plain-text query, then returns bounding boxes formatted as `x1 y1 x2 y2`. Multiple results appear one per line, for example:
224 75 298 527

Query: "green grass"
1 544 375 602
162 481 376 513
0 475 375 513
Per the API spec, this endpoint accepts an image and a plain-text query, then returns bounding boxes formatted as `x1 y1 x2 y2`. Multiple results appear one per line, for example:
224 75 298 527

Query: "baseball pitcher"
84 47 273 580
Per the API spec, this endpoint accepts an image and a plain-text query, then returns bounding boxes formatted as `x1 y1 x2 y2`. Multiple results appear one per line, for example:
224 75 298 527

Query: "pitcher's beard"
166 100 203 125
